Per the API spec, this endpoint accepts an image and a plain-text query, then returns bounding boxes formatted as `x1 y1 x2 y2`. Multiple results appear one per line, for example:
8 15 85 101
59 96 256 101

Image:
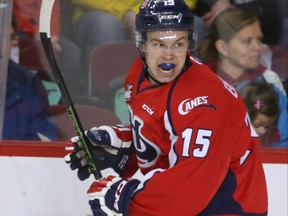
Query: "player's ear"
138 45 146 57
215 39 228 57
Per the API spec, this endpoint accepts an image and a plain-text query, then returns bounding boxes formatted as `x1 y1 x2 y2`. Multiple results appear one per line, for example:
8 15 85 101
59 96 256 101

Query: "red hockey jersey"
124 56 268 215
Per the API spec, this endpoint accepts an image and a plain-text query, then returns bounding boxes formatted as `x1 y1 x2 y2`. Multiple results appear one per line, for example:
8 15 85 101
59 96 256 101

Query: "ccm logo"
158 13 183 22
114 180 127 211
142 104 154 115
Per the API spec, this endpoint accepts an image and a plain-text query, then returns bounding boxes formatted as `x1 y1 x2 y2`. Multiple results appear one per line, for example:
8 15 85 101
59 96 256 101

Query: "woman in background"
200 7 288 147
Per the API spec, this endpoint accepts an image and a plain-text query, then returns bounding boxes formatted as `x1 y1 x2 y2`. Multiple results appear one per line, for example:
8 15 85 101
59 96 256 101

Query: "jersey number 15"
182 128 212 158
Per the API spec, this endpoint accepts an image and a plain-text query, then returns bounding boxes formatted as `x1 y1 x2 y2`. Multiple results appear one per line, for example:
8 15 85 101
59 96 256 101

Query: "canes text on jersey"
178 96 209 115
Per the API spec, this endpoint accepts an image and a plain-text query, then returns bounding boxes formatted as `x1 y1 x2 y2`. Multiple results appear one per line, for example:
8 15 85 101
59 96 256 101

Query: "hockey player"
65 0 268 215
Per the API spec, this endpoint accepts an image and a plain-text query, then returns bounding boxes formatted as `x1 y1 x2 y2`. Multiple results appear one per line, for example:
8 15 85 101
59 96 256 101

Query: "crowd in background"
2 0 287 147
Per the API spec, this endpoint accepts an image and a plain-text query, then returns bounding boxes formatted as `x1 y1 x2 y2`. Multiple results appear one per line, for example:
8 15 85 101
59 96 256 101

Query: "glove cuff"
110 177 140 214
98 125 124 148
88 176 140 216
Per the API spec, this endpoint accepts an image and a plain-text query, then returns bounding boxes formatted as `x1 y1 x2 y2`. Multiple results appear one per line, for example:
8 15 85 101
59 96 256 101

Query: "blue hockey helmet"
135 0 197 50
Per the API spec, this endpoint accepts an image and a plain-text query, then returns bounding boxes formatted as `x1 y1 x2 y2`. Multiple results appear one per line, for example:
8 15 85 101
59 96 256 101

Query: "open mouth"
159 63 175 73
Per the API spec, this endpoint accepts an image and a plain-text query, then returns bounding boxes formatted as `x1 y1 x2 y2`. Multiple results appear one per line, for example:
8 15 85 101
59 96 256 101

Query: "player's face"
252 113 275 138
142 30 189 84
219 22 263 71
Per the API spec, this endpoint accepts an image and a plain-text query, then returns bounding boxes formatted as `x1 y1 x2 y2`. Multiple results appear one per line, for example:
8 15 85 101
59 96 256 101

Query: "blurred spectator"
71 0 198 89
13 0 84 96
72 0 141 50
72 0 197 53
3 15 57 141
199 7 288 147
192 0 283 45
238 82 286 147
200 8 286 93
70 0 142 77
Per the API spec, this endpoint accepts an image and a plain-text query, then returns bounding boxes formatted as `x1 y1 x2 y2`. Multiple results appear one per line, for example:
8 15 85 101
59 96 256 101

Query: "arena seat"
89 40 138 99
50 104 121 140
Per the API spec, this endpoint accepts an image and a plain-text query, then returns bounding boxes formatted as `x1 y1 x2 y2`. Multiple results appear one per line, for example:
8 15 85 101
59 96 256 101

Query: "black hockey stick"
39 0 101 179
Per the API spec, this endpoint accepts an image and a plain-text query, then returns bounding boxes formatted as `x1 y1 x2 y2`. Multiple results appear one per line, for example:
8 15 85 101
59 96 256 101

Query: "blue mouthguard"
159 63 175 70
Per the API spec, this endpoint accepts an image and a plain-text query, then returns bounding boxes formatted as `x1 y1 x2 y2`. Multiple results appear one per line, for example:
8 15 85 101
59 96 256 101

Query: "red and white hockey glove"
88 175 140 216
65 125 133 180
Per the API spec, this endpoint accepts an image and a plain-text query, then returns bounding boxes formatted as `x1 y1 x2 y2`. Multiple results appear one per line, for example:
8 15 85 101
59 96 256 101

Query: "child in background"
239 82 281 146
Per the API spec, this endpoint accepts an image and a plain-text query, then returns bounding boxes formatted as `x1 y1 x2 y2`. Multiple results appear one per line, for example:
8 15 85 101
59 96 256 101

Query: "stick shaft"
39 0 101 179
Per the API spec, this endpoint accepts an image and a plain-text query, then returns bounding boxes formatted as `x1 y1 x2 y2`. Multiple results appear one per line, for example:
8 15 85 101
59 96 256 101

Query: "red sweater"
13 0 60 37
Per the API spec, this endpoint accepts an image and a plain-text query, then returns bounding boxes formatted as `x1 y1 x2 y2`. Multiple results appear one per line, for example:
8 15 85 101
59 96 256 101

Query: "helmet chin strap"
139 52 191 85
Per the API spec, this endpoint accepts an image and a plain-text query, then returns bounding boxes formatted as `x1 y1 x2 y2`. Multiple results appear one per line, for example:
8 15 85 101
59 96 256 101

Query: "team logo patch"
157 13 183 23
125 84 133 102
178 96 214 115
132 116 161 168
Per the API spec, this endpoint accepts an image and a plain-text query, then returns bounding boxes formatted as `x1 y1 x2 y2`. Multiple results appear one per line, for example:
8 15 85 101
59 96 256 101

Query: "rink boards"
0 141 287 216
